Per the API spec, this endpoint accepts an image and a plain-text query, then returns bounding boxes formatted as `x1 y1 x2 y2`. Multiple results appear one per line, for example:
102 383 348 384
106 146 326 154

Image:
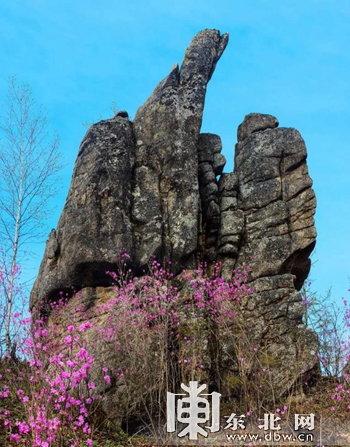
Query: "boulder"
30 29 318 403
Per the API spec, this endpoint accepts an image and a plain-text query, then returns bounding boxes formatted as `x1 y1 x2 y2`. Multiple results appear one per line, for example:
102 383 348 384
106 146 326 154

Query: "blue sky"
0 0 349 303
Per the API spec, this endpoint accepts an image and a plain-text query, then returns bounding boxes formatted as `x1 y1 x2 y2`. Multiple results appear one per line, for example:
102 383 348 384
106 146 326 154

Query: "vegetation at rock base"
0 254 350 446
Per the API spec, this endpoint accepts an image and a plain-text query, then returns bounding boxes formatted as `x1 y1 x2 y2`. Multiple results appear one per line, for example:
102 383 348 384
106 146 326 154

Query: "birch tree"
0 77 62 355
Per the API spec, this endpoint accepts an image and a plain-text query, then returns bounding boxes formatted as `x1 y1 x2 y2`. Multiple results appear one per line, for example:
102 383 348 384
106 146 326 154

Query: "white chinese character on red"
295 414 314 431
224 413 246 431
258 414 281 430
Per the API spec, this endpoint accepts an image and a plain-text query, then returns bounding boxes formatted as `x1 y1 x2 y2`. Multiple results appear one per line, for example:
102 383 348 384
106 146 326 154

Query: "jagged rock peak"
237 113 279 142
30 29 230 310
114 110 129 118
30 29 318 400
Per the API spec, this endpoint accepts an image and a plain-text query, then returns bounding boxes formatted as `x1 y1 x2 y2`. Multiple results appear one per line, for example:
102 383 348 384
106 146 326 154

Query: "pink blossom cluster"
0 310 99 446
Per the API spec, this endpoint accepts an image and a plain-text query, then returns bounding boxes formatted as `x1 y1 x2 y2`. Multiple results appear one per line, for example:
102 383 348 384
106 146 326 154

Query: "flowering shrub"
2 253 350 445
83 256 255 426
0 306 100 446
302 283 350 377
0 255 255 445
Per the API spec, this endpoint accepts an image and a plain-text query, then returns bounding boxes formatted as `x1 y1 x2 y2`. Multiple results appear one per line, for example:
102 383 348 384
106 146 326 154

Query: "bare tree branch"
0 76 63 355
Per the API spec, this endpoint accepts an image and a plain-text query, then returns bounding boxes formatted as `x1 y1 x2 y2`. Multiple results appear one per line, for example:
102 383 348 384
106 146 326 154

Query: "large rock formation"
30 29 318 399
